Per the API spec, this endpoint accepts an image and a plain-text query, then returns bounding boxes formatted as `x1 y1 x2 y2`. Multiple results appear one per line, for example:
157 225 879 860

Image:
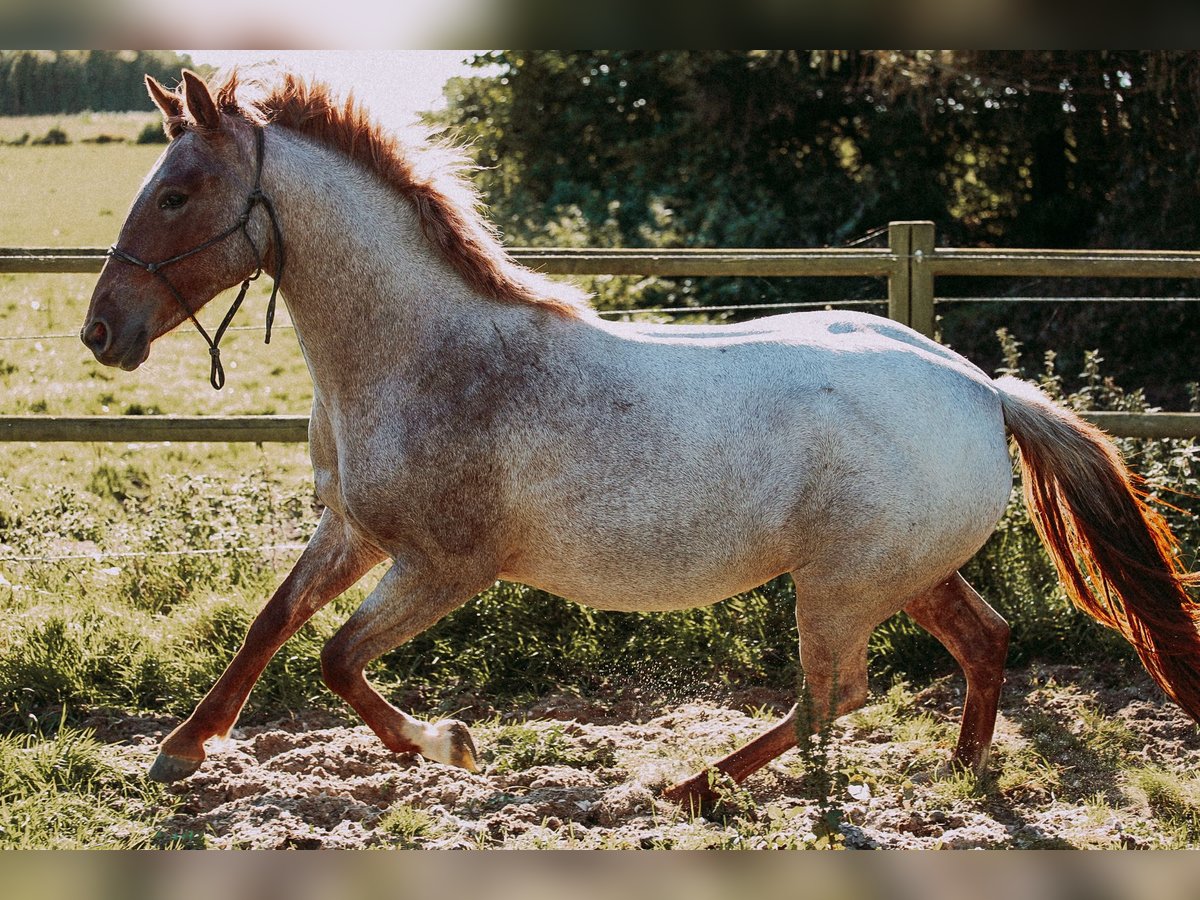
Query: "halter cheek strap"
106 126 286 390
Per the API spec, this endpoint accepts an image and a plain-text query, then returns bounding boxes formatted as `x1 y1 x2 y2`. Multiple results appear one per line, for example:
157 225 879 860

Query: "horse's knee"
967 604 1010 678
319 636 358 697
838 676 870 717
799 662 869 726
982 607 1011 654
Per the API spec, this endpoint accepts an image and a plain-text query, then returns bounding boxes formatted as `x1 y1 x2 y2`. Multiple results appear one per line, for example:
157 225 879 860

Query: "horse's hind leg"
663 592 872 810
318 564 486 770
903 572 1010 771
150 509 385 782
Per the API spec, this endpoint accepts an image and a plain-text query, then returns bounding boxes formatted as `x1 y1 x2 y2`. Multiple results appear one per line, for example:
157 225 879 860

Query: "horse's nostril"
83 319 109 353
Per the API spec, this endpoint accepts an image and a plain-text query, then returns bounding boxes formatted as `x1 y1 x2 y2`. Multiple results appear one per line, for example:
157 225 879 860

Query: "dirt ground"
87 664 1200 849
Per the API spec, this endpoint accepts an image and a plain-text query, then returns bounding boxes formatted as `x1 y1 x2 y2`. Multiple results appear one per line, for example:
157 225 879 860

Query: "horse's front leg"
319 563 487 770
149 508 385 782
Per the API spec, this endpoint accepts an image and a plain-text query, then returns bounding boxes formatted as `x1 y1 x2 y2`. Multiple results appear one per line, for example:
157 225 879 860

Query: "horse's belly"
505 561 782 613
500 513 792 612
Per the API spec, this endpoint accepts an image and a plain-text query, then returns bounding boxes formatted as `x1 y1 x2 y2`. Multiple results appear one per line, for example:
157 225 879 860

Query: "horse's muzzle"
82 315 149 371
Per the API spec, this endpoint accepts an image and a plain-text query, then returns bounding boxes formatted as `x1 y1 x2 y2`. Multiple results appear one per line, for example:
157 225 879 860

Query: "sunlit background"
182 50 485 126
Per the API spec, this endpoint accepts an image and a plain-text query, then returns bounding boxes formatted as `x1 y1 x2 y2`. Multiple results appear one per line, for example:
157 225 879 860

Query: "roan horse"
83 70 1200 809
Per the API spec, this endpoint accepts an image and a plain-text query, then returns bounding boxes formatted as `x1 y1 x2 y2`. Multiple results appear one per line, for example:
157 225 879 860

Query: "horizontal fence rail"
1 412 1198 443
3 220 1199 441
929 248 1200 279
0 415 310 443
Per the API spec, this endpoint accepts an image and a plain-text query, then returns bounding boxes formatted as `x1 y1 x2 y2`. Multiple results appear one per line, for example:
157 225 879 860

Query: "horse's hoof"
422 719 479 772
447 721 479 772
148 751 203 783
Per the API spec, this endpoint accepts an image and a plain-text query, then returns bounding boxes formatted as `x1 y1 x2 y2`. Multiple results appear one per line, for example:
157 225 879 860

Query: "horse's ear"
181 69 220 131
145 75 182 119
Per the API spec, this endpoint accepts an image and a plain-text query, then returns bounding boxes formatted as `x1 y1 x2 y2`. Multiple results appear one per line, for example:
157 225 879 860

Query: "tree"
0 51 208 115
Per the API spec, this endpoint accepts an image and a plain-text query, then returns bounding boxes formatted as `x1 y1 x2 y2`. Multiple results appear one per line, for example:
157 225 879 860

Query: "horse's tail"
996 375 1200 721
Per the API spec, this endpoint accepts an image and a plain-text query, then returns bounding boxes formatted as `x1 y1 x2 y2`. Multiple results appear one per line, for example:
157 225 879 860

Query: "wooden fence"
2 220 1199 441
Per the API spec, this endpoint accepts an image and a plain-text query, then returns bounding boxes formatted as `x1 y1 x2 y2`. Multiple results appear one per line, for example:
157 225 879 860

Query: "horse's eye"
160 192 188 210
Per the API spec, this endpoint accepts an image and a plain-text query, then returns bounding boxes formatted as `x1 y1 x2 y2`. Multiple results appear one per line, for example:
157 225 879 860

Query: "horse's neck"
264 131 498 401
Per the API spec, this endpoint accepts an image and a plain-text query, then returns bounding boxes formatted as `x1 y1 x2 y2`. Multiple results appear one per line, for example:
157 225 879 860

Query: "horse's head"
82 71 271 377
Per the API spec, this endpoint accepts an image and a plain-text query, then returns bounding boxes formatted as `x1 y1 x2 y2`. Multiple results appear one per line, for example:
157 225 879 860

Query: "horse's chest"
312 426 507 562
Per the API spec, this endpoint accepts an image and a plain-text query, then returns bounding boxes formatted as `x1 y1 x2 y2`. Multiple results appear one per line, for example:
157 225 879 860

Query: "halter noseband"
107 126 286 390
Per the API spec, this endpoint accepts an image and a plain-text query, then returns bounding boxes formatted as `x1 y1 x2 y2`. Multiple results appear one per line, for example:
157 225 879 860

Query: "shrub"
135 122 169 144
30 127 69 146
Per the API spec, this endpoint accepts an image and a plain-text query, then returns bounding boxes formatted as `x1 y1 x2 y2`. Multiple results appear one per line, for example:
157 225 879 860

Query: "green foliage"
377 803 444 847
790 669 846 846
0 112 160 147
378 576 796 703
1125 765 1200 842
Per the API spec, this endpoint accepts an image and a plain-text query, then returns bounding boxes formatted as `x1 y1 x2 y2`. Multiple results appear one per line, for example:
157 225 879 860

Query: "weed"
31 126 69 146
791 669 846 847
135 122 168 144
992 742 1062 799
121 402 165 416
892 713 953 748
87 463 150 504
377 803 444 848
927 765 987 805
849 680 916 735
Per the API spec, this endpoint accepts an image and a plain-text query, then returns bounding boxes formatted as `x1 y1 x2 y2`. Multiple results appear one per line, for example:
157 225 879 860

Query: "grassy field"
1 134 1198 848
0 111 161 146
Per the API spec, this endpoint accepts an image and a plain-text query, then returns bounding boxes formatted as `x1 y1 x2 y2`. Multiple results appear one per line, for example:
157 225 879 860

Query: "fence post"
886 221 912 329
886 220 937 337
909 221 936 338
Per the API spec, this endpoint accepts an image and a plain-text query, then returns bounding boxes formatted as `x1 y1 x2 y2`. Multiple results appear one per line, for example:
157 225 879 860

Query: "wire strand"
0 299 889 341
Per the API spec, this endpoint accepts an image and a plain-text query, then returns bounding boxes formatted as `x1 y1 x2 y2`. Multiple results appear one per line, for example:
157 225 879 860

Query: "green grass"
482 721 618 773
0 144 165 247
1124 765 1200 845
0 725 176 848
377 802 446 848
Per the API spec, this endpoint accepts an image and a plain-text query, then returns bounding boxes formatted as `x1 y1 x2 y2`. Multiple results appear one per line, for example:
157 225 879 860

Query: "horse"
81 69 1200 810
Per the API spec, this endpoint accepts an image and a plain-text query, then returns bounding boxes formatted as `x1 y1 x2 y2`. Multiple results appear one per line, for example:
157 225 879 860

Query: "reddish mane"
165 70 586 318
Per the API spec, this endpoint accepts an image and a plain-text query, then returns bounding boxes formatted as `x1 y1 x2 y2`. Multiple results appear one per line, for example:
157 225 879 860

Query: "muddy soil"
87 664 1200 849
